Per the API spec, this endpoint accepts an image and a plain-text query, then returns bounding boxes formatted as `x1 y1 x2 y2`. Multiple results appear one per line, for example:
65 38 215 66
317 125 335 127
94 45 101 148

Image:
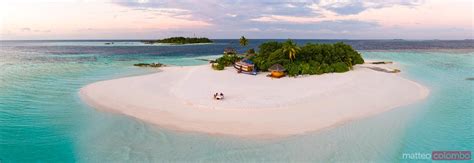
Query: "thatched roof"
268 64 286 72
224 47 236 54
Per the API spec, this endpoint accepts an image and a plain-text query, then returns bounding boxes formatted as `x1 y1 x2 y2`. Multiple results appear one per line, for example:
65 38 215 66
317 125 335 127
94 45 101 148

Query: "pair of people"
214 93 224 100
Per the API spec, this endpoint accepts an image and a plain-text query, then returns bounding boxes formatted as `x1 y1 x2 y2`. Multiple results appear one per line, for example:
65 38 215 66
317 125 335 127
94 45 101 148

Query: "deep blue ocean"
0 39 473 162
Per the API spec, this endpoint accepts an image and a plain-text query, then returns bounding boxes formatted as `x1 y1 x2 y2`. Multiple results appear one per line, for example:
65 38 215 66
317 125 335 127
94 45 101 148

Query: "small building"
234 58 257 75
268 64 286 78
223 47 237 55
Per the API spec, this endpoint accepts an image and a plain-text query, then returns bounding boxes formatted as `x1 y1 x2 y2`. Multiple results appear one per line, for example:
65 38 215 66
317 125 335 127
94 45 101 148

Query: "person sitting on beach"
214 92 224 100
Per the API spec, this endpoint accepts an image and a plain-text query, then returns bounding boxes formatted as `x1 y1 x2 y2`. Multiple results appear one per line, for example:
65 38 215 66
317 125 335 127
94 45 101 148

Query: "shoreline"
79 63 429 138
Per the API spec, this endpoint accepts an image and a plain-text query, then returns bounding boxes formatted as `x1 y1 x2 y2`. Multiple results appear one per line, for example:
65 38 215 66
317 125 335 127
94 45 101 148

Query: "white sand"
79 63 429 138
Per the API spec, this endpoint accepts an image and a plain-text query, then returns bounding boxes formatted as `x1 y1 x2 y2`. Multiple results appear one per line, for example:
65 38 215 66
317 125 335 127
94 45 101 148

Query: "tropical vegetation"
247 48 255 54
239 36 249 47
142 37 212 44
213 39 364 76
133 63 164 68
213 54 243 70
282 40 300 61
251 40 364 76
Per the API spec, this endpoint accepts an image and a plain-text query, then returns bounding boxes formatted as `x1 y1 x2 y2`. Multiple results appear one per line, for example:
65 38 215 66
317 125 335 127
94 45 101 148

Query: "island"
142 37 213 45
80 39 429 138
133 62 164 68
212 40 364 76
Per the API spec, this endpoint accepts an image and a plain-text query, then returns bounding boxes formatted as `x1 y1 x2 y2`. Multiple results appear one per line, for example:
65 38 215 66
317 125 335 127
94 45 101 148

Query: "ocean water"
0 40 472 162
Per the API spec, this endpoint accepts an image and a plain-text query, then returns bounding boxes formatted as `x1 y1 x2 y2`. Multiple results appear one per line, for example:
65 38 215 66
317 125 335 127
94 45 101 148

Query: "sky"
0 0 472 40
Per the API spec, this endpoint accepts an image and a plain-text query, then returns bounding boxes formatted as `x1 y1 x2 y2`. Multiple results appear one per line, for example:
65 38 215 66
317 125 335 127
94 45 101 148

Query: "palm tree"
239 36 248 47
282 39 300 61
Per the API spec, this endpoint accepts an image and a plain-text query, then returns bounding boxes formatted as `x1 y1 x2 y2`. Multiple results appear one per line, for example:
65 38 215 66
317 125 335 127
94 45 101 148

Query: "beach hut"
268 64 286 78
234 58 257 75
223 47 237 55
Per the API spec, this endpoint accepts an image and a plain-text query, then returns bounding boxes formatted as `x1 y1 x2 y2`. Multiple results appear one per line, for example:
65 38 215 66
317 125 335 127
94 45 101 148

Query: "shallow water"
0 40 473 162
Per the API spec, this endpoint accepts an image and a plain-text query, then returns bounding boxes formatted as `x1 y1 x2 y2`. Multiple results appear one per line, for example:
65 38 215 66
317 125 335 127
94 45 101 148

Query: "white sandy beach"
80 62 429 138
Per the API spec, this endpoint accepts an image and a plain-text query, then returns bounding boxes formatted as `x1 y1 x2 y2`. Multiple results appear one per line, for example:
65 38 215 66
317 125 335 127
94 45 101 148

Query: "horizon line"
1 38 473 41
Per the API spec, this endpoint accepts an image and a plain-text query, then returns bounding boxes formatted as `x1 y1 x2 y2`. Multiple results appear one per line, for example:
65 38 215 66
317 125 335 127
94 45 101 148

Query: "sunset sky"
0 0 472 40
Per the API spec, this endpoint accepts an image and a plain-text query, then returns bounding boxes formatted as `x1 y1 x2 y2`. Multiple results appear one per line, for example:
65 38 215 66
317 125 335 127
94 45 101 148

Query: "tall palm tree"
239 36 248 47
282 39 300 61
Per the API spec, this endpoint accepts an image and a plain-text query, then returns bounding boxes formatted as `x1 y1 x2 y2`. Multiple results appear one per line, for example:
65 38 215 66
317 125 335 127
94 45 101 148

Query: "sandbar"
79 62 429 138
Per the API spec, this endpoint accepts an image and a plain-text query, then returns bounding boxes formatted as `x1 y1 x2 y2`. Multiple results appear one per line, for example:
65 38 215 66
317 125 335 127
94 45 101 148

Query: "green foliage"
213 53 242 71
253 57 289 71
284 62 300 77
214 54 243 69
212 63 225 70
282 39 301 61
239 36 249 47
258 41 283 58
133 63 164 67
323 64 334 73
247 48 255 54
253 42 286 71
133 63 149 66
142 37 212 44
331 62 350 73
250 41 364 76
299 63 314 75
308 61 323 75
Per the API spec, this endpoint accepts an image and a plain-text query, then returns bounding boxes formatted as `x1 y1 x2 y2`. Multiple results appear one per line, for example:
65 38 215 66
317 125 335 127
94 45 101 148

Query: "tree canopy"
251 41 364 76
239 36 249 47
282 39 300 61
213 39 364 76
142 37 212 44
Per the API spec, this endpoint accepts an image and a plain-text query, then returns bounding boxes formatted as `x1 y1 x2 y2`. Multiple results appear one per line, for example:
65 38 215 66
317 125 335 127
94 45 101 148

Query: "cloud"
109 0 422 38
19 27 50 33
251 19 379 33
3 0 470 40
112 0 318 24
318 0 423 15
33 29 51 33
106 0 469 39
20 27 31 31
113 0 422 22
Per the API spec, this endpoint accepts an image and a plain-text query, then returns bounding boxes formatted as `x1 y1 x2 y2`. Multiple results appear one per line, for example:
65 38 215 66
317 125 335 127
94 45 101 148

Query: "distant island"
133 62 164 68
142 37 213 44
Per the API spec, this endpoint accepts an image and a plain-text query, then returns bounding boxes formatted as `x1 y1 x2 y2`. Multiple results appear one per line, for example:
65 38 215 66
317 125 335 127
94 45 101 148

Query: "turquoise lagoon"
0 40 472 162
